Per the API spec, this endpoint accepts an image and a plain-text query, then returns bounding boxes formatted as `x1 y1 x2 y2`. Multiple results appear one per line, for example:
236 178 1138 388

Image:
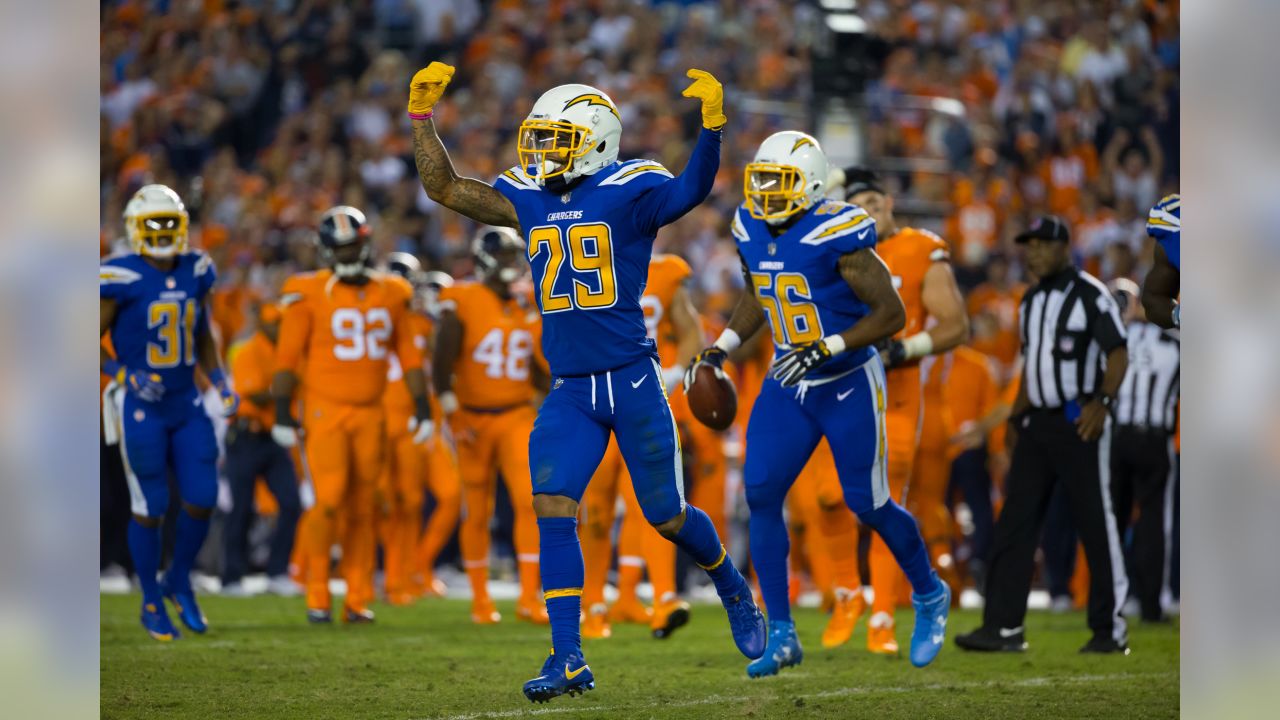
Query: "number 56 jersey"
275 269 423 407
733 199 879 380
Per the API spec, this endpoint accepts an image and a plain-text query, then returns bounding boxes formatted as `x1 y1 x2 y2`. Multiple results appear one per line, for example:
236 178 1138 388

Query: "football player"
271 206 434 624
685 132 951 676
433 227 547 625
580 253 705 641
1142 193 1180 329
840 167 969 653
408 62 765 702
100 184 240 640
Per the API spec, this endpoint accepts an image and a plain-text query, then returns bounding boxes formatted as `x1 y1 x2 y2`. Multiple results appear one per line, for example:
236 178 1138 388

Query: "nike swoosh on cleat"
837 388 855 401
631 376 647 389
565 664 589 680
932 633 945 644
999 626 1024 638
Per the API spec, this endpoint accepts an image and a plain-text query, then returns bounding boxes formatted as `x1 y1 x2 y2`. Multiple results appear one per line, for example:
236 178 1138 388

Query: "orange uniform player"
966 254 1025 385
434 227 547 625
272 207 435 624
840 170 970 654
377 253 461 605
580 254 705 640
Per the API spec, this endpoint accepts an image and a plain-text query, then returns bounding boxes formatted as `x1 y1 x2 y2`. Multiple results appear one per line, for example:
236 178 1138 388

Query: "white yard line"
425 671 1176 720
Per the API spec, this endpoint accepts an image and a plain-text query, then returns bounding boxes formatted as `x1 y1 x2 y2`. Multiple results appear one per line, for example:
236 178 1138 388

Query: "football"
687 363 738 431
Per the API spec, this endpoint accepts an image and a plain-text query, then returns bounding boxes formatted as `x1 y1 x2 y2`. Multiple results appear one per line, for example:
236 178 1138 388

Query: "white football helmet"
744 131 829 224
124 184 189 258
518 84 622 188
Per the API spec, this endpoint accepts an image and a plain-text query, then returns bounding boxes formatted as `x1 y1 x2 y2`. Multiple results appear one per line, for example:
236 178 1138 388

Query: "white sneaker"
1049 595 1074 614
266 575 302 597
222 581 254 598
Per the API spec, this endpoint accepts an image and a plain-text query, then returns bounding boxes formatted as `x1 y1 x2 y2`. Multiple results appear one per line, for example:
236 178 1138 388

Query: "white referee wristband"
822 334 847 355
901 332 934 361
438 391 459 415
713 329 742 354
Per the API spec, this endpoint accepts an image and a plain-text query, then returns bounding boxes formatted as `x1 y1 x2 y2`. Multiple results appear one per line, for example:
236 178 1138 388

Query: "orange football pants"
581 436 678 607
299 399 384 611
674 388 728 542
453 405 540 604
414 436 462 587
868 366 923 615
908 442 955 567
797 440 864 598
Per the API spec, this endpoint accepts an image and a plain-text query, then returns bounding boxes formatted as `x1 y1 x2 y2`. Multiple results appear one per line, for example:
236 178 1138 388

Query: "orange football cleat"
866 612 900 655
385 591 417 607
821 588 868 649
471 597 501 624
650 596 691 640
608 596 653 625
582 604 612 639
414 574 448 598
517 598 550 624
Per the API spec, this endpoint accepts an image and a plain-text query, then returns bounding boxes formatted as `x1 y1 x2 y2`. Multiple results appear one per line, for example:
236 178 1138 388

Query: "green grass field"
101 594 1178 719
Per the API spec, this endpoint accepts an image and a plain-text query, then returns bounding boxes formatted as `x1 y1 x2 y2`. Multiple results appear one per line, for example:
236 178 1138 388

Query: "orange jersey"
440 281 541 409
966 281 1025 378
877 227 950 344
230 331 277 427
640 254 693 367
384 312 434 415
275 270 422 407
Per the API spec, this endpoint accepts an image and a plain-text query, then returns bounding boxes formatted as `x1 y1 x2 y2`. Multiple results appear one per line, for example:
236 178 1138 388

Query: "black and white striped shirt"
1019 266 1128 409
1114 321 1180 431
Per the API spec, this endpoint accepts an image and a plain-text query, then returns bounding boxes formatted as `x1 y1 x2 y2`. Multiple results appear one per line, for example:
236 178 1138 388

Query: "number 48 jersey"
275 269 423 407
438 281 544 410
733 199 879 380
99 251 216 403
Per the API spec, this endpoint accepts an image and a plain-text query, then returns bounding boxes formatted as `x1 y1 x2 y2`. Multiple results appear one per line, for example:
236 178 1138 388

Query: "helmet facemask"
128 212 189 258
518 119 592 187
745 163 810 224
324 242 372 280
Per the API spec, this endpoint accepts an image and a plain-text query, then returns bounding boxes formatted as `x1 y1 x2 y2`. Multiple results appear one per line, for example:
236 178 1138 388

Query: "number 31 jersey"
438 281 543 410
275 269 422 407
733 199 879 380
100 251 216 403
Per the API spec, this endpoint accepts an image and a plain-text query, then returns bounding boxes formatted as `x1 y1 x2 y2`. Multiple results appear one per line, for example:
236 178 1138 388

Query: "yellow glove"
682 69 726 130
408 62 455 119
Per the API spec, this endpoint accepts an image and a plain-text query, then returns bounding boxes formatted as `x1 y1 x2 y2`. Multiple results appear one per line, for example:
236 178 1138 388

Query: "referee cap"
1015 215 1070 244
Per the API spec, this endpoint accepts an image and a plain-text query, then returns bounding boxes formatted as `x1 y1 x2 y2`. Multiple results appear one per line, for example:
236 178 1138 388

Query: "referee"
1108 278 1179 622
956 215 1132 654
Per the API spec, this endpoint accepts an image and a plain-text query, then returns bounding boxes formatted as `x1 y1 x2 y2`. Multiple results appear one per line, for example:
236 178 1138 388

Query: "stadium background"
99 0 1179 601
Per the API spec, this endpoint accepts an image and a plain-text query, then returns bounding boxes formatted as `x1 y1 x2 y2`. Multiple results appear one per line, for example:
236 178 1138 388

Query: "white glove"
662 364 685 395
409 416 434 445
271 424 299 448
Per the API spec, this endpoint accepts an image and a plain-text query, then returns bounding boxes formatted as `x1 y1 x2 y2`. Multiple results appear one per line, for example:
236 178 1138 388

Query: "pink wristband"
408 110 434 121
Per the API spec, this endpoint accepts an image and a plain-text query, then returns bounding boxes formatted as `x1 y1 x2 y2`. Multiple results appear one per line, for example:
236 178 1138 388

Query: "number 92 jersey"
275 269 423 407
100 251 216 403
733 199 879 380
495 135 718 377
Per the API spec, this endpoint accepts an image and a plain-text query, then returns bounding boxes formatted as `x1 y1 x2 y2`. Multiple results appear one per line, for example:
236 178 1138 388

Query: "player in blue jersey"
100 185 239 641
1142 193 1180 329
408 61 765 703
684 132 951 676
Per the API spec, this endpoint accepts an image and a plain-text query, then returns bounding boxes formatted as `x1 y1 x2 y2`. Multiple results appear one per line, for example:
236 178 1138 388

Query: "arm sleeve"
274 282 311 373
99 262 140 303
1090 286 1128 353
194 252 217 300
824 208 878 256
632 128 722 236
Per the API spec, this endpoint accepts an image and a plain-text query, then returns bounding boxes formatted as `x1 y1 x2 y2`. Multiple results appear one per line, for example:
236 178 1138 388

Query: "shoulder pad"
730 208 750 243
99 263 143 286
798 206 874 246
497 167 540 191
598 160 673 187
191 251 214 277
1147 194 1180 236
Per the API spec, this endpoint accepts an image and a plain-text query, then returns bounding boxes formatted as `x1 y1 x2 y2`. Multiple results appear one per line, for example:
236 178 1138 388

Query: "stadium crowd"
100 0 1179 615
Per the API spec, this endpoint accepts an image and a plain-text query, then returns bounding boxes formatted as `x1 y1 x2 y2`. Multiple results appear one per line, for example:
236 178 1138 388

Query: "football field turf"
101 593 1178 719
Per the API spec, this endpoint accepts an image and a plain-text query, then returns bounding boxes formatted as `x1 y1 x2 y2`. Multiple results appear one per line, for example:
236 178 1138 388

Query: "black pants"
984 411 1128 642
948 446 994 579
1041 483 1078 599
1110 426 1175 620
101 434 133 572
222 427 301 583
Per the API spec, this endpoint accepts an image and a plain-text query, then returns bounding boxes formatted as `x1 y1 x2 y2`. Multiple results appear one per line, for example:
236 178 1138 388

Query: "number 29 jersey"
275 269 422 407
99 251 216 404
732 199 879 380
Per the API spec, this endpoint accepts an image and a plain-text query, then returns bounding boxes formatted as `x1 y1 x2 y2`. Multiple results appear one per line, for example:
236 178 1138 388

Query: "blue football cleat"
140 600 180 642
909 579 951 667
747 620 803 678
722 582 767 659
522 649 595 703
161 577 208 634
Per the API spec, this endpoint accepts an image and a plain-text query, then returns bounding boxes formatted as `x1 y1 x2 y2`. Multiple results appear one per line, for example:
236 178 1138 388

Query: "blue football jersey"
733 199 878 379
1146 193 1180 270
495 128 722 376
100 251 216 402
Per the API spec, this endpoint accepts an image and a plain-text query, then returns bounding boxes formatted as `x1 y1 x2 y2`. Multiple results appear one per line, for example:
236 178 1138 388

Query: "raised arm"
408 63 519 230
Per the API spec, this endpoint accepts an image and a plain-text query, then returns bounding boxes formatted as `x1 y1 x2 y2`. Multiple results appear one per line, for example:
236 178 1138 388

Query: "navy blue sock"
746 503 791 623
857 500 941 597
166 509 211 593
537 516 584 656
674 505 747 599
128 519 163 605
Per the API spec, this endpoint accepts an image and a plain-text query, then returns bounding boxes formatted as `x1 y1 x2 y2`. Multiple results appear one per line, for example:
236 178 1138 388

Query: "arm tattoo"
835 248 906 347
411 120 520 230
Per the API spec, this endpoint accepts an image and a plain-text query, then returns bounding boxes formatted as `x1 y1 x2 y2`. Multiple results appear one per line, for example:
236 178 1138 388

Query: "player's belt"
460 402 529 415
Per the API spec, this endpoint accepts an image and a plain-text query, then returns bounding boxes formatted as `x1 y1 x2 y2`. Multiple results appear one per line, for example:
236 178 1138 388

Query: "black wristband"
414 396 433 420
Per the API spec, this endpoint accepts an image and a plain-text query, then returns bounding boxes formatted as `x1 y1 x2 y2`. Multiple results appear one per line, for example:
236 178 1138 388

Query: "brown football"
687 363 738 431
